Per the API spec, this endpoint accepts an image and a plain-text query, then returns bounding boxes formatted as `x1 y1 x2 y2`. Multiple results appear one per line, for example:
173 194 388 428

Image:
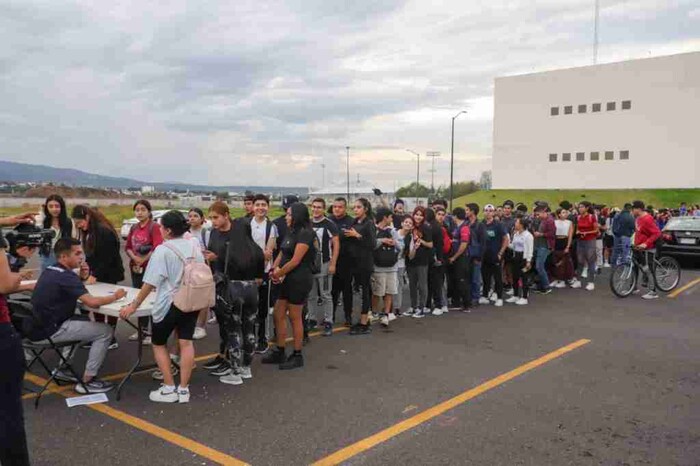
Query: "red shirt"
634 214 661 249
576 214 598 241
125 219 163 268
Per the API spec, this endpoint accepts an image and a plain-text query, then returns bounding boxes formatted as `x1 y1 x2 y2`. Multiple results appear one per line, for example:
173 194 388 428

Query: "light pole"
406 149 420 206
449 110 468 211
426 151 441 195
345 146 350 201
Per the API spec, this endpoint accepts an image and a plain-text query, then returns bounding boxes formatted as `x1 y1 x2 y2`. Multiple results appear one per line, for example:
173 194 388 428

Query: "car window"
666 218 700 231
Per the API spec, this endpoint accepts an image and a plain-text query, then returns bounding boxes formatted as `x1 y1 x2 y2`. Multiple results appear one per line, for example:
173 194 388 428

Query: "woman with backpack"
125 199 163 345
120 210 207 403
72 205 125 349
39 194 74 271
345 198 376 335
404 206 434 318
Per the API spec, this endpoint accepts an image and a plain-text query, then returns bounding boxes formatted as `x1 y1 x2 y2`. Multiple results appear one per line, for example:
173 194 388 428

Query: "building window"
562 153 571 162
622 100 631 110
607 102 616 111
551 107 559 116
549 153 558 162
578 104 587 113
564 105 573 115
576 152 585 161
620 150 629 160
592 103 601 112
605 151 614 160
591 152 599 161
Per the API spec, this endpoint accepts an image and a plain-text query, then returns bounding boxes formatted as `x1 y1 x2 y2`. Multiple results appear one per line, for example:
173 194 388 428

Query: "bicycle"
610 248 681 298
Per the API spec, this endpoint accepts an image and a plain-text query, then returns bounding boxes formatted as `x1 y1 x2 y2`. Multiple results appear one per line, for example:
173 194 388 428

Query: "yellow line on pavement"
22 372 249 465
311 338 591 466
668 277 700 299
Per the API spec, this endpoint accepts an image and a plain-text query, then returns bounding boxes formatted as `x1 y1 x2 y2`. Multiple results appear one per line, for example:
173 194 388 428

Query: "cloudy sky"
1 0 698 188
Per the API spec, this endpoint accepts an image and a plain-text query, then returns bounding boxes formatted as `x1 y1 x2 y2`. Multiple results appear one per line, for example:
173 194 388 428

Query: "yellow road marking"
668 277 700 298
311 338 591 466
22 372 249 465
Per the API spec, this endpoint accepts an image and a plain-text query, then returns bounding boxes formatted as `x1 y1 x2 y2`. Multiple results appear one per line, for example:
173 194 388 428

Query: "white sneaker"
506 288 515 296
432 308 443 316
240 366 252 379
128 332 139 341
516 298 528 305
141 336 152 346
550 280 561 288
178 387 190 404
489 293 497 302
582 269 588 279
603 262 611 268
570 279 582 289
193 327 207 340
478 297 490 305
149 385 178 403
585 282 595 291
554 281 567 289
494 299 504 307
219 373 243 385
506 296 519 304
207 314 217 324
441 306 449 314
641 291 659 300
388 312 397 321
404 308 414 316
412 309 424 319
380 315 389 327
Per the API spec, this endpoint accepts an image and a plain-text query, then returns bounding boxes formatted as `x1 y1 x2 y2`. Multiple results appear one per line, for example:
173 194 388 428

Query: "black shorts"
277 272 313 306
603 235 614 248
151 305 199 346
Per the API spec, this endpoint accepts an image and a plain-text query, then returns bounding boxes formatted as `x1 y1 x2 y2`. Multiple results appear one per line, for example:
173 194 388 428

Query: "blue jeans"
535 247 551 290
470 259 482 304
611 236 631 266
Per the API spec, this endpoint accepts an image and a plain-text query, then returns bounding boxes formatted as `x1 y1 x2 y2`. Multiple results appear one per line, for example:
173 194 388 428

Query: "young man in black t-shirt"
309 198 339 336
330 197 355 325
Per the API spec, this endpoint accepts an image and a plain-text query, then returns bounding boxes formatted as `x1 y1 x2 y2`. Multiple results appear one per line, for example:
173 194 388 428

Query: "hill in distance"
0 160 308 195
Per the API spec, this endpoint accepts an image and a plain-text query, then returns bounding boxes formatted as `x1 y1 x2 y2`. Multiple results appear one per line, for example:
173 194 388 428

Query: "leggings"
0 324 30 466
510 253 530 299
352 270 372 317
215 280 258 372
407 265 429 310
427 264 445 309
448 256 471 309
576 239 597 283
482 258 503 300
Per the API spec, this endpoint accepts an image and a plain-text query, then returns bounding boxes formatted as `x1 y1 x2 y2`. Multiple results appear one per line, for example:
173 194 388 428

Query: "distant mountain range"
0 160 308 195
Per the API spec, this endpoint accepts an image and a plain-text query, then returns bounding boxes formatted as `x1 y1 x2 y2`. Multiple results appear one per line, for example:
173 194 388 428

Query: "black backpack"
373 228 398 268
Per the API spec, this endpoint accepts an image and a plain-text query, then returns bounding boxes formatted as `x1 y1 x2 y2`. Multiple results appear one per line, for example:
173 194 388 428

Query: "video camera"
4 223 56 257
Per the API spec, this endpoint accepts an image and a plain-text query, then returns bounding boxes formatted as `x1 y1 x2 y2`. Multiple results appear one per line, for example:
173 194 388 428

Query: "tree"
395 182 431 198
435 181 480 200
479 171 492 190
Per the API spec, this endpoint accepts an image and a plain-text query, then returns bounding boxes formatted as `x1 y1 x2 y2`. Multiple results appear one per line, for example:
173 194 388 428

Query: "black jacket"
346 217 376 273
613 210 635 237
85 225 124 284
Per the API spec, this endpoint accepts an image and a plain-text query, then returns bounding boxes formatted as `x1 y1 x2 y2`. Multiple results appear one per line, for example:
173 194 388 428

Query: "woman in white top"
551 208 574 288
507 217 534 305
120 211 205 404
39 194 75 271
188 208 211 338
393 216 412 315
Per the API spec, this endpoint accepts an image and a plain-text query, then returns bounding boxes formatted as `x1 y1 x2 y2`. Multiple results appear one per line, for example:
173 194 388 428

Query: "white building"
141 185 155 194
492 51 700 189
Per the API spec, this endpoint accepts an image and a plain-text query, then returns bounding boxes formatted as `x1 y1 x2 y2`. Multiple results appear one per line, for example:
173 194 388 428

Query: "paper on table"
66 393 109 407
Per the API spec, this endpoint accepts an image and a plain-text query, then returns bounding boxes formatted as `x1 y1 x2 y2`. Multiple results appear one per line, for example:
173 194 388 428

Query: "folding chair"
8 300 87 408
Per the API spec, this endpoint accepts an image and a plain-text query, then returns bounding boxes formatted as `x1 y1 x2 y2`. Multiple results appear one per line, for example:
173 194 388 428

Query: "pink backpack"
164 241 215 312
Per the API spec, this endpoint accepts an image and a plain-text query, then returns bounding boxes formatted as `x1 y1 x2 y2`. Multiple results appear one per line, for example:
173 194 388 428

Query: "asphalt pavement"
20 264 700 466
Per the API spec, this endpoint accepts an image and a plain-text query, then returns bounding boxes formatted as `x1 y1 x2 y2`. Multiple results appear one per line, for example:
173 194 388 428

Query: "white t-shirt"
555 219 572 237
143 237 205 323
250 217 278 272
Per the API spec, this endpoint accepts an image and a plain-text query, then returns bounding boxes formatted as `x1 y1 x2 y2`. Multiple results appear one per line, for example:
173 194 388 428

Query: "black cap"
282 195 300 209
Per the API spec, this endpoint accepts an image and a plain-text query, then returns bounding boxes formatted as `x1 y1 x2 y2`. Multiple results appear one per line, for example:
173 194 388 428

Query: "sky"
1 0 699 189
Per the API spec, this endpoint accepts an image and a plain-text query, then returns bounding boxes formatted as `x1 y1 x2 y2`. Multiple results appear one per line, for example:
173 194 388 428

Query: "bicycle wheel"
610 263 637 298
653 256 681 292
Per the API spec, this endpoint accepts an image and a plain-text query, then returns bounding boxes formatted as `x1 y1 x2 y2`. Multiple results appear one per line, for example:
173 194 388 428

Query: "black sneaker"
350 324 371 335
262 348 286 365
322 322 333 337
203 355 226 370
210 362 232 376
279 353 304 370
255 340 269 354
343 319 352 328
348 324 362 335
74 378 114 394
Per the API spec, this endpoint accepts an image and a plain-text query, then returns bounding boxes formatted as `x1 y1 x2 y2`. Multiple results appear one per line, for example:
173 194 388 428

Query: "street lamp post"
449 110 468 211
406 149 420 206
346 146 350 201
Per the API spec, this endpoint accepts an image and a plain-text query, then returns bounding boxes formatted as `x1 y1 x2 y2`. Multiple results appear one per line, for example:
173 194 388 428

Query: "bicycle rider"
631 200 662 300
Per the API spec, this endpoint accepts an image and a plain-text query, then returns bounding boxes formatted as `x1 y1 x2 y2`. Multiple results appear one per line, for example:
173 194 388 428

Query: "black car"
661 216 700 263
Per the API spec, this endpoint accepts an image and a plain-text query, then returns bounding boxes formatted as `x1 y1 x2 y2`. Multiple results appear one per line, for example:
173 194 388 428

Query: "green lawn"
454 189 700 211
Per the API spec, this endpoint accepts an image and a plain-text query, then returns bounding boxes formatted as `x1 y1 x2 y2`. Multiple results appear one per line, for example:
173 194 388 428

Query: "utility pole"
406 149 420 206
426 151 441 195
449 110 467 211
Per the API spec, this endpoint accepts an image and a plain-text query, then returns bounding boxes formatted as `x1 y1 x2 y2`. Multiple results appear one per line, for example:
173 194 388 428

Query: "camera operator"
4 223 56 292
0 212 38 466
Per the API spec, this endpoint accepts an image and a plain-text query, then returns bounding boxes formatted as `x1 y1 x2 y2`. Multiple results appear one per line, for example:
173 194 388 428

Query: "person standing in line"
248 194 278 352
631 200 662 300
479 204 509 307
602 207 615 267
611 203 635 266
506 217 534 305
426 207 447 315
39 194 74 271
465 203 485 307
371 207 402 328
532 205 555 294
393 216 413 316
500 200 516 294
71 205 124 350
329 197 354 327
345 198 376 334
188 208 211 339
551 208 574 288
392 199 407 229
125 199 163 345
308 198 340 337
263 203 316 369
594 205 607 272
243 194 255 221
120 211 204 403
404 206 434 319
446 207 471 312
571 201 599 291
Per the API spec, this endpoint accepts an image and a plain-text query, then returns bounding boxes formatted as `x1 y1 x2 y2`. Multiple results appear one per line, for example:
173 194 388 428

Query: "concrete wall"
492 52 700 189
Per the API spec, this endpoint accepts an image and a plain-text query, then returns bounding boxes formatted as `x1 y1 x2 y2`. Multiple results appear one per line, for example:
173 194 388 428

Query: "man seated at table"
29 238 127 394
